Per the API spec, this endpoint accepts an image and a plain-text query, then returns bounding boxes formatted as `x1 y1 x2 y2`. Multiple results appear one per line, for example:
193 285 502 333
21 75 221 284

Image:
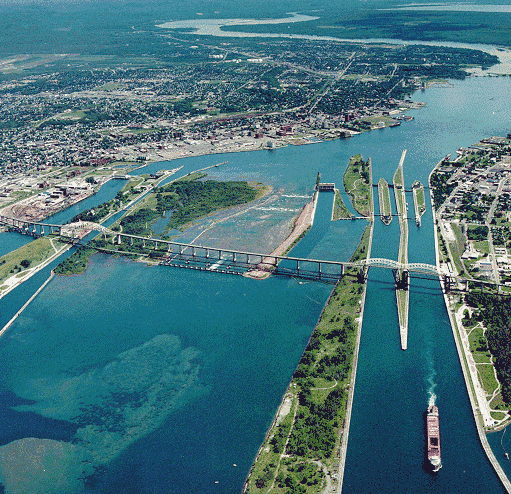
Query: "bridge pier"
442 274 452 294
394 269 409 290
356 269 367 283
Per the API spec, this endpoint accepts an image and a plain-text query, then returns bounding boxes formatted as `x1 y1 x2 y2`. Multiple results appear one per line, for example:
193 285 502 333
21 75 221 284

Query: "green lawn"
343 155 371 217
473 240 490 254
0 237 65 287
477 364 499 398
332 190 352 220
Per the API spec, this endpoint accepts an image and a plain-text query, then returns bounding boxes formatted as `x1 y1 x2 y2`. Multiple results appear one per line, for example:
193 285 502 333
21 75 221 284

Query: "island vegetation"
244 224 371 494
55 176 267 274
54 246 98 276
412 180 426 226
343 155 372 217
113 176 263 237
332 191 352 220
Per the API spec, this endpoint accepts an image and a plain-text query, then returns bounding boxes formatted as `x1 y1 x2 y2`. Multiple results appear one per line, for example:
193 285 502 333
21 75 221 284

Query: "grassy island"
54 246 98 276
55 176 268 274
244 224 371 494
332 191 352 220
343 155 372 217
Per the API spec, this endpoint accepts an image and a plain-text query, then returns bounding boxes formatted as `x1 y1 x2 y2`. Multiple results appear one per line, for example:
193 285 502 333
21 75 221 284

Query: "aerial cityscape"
2 0 511 493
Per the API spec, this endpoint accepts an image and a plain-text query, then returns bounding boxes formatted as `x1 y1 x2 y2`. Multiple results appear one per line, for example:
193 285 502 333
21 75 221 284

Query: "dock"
377 177 392 225
412 180 426 227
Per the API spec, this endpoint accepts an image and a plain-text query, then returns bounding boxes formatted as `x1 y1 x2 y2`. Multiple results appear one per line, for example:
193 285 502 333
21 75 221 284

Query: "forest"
465 292 511 405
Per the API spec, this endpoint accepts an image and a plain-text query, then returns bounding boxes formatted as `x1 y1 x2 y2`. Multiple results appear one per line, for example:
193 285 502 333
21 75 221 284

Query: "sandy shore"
244 191 318 279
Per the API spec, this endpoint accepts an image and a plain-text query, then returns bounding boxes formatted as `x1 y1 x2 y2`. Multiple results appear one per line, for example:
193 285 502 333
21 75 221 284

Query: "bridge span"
0 216 441 282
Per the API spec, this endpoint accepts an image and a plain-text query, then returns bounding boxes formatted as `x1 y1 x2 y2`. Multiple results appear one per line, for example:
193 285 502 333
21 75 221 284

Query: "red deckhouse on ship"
427 405 442 472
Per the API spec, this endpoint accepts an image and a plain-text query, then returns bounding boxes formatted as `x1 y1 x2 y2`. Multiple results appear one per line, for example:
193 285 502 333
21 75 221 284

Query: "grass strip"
244 225 372 494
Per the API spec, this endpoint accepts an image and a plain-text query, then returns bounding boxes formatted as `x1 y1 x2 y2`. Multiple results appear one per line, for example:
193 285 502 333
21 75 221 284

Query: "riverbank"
336 221 374 493
429 163 511 493
243 223 373 494
0 238 71 300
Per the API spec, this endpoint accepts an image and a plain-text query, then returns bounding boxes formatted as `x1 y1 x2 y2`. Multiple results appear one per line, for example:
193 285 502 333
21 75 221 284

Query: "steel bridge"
0 216 442 282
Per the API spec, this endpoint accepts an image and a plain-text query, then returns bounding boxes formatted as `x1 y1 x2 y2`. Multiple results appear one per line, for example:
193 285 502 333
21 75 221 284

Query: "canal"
0 75 511 493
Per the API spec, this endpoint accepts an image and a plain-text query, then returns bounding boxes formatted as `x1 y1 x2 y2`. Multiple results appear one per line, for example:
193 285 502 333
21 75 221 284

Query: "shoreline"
244 190 318 280
336 151 376 491
336 221 374 492
242 223 373 494
0 242 71 301
429 163 511 493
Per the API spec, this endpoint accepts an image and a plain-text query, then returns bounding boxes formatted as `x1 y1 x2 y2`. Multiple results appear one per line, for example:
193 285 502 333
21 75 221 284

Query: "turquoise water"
1 76 511 492
0 232 33 257
0 196 340 493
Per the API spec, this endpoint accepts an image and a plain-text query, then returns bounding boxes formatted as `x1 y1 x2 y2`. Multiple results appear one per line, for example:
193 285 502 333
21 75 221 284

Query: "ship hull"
426 405 442 472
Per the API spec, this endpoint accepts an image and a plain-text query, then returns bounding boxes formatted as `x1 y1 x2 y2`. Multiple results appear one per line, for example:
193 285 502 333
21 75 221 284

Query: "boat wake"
429 393 436 407
426 346 437 405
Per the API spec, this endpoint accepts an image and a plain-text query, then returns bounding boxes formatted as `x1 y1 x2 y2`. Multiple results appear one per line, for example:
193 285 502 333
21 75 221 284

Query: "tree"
20 260 31 268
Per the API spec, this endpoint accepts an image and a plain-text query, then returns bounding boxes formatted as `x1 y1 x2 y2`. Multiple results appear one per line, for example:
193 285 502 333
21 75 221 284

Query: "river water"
1 76 511 493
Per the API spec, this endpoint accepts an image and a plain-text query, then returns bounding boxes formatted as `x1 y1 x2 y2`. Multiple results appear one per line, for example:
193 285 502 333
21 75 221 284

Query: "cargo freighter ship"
427 405 442 472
